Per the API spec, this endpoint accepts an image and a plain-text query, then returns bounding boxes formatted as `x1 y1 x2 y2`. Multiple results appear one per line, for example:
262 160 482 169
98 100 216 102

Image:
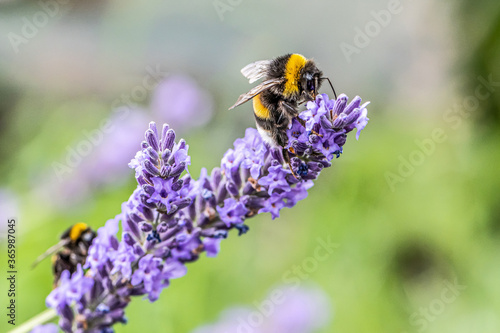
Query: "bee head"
67 222 96 245
300 61 323 101
80 228 97 245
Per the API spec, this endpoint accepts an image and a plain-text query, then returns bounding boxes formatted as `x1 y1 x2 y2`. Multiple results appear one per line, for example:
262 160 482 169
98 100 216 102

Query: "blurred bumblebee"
229 53 336 147
32 223 96 287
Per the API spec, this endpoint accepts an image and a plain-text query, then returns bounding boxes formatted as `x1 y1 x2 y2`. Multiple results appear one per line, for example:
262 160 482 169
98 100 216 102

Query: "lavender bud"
332 115 346 128
188 198 197 220
60 318 73 333
319 160 332 168
162 129 176 151
142 184 155 196
123 233 135 246
319 115 333 129
160 165 170 178
334 134 347 146
129 213 143 223
133 244 145 256
195 193 205 216
141 194 157 209
292 140 309 155
309 134 320 144
307 162 324 172
201 228 228 239
312 123 321 134
333 94 348 116
290 157 301 167
143 160 159 176
302 173 317 180
226 182 240 198
241 195 267 210
161 149 171 164
171 179 183 191
242 181 255 195
145 147 159 165
137 176 147 187
161 123 169 142
157 222 168 233
141 169 155 182
270 147 284 164
343 96 361 115
143 207 155 221
230 168 241 188
211 167 222 189
154 246 170 259
124 217 141 239
163 225 182 241
145 129 159 152
165 217 177 228
216 180 228 204
242 167 251 184
169 162 186 178
139 222 153 232
149 122 158 138
344 108 361 126
178 139 187 151
110 237 119 250
286 174 300 184
173 197 192 210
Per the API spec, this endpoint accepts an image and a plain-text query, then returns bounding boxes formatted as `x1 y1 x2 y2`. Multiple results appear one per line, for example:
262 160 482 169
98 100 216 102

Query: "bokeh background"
1 0 500 332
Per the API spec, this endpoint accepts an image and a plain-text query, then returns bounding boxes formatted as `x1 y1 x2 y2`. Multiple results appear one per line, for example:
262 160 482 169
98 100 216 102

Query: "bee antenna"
321 77 337 100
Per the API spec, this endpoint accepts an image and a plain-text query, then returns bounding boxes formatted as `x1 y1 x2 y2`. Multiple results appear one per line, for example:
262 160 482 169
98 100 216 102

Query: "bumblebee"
229 53 336 147
32 223 96 286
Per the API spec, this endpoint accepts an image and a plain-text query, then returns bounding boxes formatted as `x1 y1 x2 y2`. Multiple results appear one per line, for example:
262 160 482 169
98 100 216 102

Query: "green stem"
7 309 57 333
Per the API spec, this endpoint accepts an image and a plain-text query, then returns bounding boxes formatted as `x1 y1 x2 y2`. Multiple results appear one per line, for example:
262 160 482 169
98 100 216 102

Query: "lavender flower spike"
40 93 368 332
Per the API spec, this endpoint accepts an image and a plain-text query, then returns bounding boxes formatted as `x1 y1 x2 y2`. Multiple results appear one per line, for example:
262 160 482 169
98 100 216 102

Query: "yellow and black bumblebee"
229 53 336 147
32 223 96 286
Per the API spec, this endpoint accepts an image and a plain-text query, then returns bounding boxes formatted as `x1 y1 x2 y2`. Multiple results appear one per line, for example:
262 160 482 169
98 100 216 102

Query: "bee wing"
229 78 282 110
31 238 70 269
241 60 272 84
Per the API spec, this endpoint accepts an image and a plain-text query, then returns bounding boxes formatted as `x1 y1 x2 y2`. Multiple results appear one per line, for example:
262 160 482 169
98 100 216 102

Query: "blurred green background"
1 0 500 332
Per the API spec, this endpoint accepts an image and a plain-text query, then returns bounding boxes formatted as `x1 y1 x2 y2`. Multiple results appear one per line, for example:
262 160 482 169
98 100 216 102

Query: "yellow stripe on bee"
70 222 88 242
253 94 270 119
283 53 307 97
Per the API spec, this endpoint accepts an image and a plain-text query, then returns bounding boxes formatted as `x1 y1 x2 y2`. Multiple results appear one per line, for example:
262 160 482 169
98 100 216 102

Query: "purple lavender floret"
41 93 368 332
291 93 369 162
46 265 94 310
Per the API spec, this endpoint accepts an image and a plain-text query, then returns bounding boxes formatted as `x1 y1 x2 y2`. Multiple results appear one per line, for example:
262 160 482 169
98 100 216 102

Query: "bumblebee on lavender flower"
32 223 96 287
229 53 336 149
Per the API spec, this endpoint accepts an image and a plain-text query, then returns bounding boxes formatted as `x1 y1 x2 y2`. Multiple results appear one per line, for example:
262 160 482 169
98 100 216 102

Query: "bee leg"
283 148 299 180
296 117 306 127
296 117 322 137
279 100 299 118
